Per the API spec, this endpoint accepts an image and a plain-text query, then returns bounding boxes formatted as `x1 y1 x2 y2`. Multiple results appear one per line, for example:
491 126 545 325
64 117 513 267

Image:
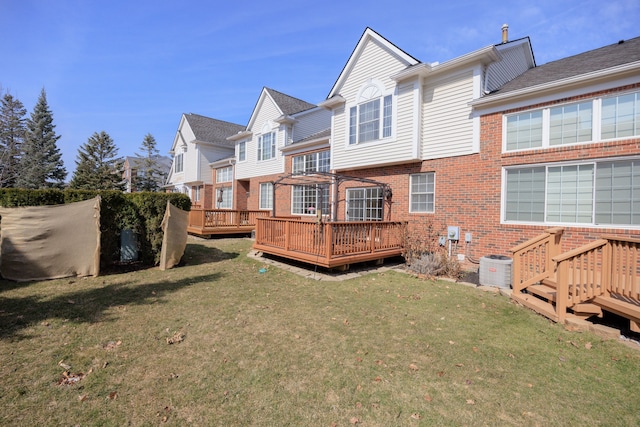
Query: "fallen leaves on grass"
409 363 419 371
57 371 85 386
167 331 185 345
410 413 423 420
103 340 122 350
107 391 118 400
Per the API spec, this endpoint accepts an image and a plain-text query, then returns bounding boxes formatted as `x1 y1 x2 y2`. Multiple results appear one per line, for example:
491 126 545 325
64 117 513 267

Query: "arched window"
349 80 393 144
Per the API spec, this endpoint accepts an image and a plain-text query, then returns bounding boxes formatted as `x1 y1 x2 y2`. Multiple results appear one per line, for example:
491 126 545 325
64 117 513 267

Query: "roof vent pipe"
501 24 509 43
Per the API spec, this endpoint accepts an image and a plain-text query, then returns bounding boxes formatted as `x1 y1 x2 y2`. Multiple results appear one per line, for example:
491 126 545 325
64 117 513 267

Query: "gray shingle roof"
491 36 640 96
184 113 244 146
125 155 172 171
265 88 316 115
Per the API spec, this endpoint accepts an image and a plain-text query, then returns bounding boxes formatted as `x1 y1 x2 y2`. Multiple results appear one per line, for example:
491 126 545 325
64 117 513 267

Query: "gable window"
216 166 233 183
601 92 640 140
292 150 330 174
346 187 383 221
410 173 435 213
258 132 276 161
504 158 640 226
174 153 183 173
349 82 393 145
238 141 246 161
259 182 273 210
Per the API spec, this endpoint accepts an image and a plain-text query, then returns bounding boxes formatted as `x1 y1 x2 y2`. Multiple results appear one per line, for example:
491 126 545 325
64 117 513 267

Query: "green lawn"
1 237 638 426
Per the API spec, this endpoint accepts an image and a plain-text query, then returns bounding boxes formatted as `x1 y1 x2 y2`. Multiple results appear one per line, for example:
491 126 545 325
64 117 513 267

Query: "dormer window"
349 81 393 144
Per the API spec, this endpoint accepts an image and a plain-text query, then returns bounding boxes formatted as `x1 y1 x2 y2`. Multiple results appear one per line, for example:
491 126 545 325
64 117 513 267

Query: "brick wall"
334 84 640 265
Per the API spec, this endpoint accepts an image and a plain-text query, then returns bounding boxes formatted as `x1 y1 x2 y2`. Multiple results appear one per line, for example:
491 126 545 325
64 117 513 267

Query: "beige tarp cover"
159 202 188 270
0 197 101 281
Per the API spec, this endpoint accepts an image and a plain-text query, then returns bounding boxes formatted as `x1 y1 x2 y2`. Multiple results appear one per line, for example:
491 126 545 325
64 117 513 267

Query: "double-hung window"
292 151 330 174
174 153 183 173
258 132 276 161
504 158 640 226
410 173 435 213
259 182 273 210
349 95 393 144
238 141 246 162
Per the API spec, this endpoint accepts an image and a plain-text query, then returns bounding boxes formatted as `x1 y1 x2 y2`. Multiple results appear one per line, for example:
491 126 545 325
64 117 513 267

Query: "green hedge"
0 189 191 267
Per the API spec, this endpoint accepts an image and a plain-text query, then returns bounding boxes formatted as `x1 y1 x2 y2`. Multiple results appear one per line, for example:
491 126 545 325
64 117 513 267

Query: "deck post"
602 239 612 298
325 223 333 265
369 223 375 253
285 220 290 252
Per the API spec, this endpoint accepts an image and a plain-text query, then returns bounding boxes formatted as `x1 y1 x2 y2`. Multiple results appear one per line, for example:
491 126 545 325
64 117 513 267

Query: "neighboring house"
318 27 536 259
467 36 640 256
225 87 331 213
165 113 244 208
122 155 172 193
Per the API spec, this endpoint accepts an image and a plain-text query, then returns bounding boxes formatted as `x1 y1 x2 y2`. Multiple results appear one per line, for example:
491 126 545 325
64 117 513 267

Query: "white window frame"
238 141 246 162
504 90 640 153
409 173 435 213
292 184 330 215
193 185 201 202
216 166 233 183
259 182 273 210
347 81 394 146
292 150 330 174
174 153 183 173
346 187 384 221
217 185 232 209
257 132 276 161
502 157 640 228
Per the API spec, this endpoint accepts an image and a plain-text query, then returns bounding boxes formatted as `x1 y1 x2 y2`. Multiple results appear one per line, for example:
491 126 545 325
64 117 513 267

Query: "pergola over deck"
254 171 407 269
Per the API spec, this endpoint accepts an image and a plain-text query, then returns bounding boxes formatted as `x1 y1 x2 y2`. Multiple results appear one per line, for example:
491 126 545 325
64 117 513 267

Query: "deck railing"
255 217 407 268
188 209 270 233
510 228 564 294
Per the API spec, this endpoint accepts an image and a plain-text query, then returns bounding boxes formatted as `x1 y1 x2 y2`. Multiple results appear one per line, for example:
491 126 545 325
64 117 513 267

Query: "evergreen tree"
69 131 125 191
133 133 165 192
0 93 27 187
16 88 66 188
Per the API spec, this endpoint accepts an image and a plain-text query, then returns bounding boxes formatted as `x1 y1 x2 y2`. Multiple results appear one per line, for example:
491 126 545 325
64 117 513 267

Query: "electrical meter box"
447 226 460 241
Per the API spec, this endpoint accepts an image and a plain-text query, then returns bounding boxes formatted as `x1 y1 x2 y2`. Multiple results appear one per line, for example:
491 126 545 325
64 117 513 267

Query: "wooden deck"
511 228 640 331
253 217 407 269
187 209 270 236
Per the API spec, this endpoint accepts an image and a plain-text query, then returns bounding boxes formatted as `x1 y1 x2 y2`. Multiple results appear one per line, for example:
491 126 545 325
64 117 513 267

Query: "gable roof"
326 27 421 99
490 36 640 96
184 113 244 146
266 87 316 116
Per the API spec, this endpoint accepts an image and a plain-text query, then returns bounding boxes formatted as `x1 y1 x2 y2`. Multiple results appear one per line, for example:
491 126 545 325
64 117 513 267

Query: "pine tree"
133 133 165 192
16 88 66 188
69 131 125 191
0 93 27 187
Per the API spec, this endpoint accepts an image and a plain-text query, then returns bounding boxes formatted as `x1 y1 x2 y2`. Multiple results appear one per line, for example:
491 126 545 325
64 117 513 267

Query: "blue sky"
1 0 638 178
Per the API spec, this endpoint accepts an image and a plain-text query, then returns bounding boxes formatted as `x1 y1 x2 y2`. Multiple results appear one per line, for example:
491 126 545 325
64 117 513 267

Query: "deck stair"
511 229 640 330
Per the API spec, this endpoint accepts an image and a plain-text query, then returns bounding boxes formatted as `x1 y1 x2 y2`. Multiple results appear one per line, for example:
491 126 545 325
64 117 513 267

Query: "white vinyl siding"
259 182 273 210
422 70 475 159
504 158 640 226
410 173 435 213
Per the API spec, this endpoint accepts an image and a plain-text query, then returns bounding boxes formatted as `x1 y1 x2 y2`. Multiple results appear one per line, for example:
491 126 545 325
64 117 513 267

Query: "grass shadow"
0 272 222 340
180 242 239 266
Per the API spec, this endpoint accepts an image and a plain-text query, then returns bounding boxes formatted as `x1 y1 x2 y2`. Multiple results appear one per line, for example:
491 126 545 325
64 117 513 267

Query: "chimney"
501 24 509 43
